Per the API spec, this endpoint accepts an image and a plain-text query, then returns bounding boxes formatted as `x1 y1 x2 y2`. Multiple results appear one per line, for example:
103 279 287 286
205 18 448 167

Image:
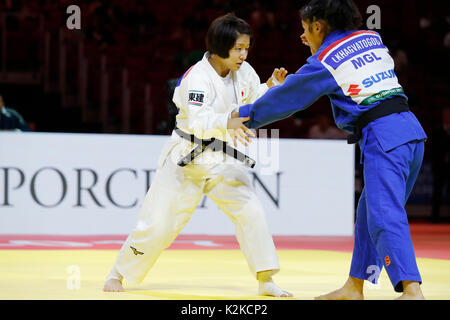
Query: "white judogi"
107 52 280 284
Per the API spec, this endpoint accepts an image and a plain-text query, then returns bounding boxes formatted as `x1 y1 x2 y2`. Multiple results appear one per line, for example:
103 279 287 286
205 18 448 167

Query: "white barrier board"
0 132 354 235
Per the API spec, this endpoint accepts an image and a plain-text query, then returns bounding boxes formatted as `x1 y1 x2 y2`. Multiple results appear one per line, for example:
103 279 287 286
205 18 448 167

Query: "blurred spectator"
431 108 450 221
307 114 347 139
173 27 204 72
127 1 156 34
391 48 422 110
84 1 118 49
182 6 209 34
203 0 228 23
0 0 19 11
273 0 297 33
444 31 450 48
0 0 447 143
248 0 276 33
393 49 408 74
0 95 30 131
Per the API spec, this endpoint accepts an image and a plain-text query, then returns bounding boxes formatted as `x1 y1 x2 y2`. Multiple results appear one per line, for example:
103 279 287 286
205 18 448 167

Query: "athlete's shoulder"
237 60 257 75
184 60 205 79
176 60 209 88
313 30 386 75
240 60 253 70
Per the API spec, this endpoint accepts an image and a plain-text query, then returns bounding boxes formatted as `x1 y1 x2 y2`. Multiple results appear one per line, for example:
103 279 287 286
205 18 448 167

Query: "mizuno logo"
130 246 144 256
347 84 361 96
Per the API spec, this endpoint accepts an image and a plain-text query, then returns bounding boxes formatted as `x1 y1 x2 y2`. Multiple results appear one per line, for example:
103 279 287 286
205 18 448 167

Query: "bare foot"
395 281 424 300
259 281 293 297
315 287 364 300
395 292 425 300
315 277 364 300
103 278 124 292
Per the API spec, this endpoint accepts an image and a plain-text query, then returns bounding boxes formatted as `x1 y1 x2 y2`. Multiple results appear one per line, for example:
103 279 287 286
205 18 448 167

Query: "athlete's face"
222 34 250 72
301 20 325 55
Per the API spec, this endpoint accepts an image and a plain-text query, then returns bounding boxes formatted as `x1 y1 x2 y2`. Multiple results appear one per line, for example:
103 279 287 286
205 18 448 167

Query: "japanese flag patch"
188 90 205 106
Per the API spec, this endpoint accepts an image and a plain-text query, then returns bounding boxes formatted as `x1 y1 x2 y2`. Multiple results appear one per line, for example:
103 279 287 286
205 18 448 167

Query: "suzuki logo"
347 84 361 96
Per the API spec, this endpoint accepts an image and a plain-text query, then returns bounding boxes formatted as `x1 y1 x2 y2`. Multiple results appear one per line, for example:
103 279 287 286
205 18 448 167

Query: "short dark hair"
206 13 252 59
300 0 362 32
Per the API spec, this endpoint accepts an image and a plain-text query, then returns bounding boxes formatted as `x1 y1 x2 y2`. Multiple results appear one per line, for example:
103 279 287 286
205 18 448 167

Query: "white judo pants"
108 139 280 284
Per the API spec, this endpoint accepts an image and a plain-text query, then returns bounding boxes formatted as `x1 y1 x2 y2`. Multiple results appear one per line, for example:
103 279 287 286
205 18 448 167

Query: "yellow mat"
0 249 449 300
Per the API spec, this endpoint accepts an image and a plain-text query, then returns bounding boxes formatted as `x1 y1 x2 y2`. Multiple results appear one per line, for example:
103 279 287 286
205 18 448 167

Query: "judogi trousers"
350 127 424 292
109 140 280 284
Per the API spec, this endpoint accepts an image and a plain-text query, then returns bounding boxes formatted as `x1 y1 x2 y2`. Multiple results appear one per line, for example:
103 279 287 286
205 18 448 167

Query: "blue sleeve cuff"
239 104 251 117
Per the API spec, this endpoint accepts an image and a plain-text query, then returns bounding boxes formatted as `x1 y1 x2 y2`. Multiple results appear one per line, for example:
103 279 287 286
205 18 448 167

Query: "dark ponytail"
300 0 362 31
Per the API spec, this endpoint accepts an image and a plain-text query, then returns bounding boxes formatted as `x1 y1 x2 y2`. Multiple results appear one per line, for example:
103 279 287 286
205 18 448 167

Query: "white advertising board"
0 132 354 235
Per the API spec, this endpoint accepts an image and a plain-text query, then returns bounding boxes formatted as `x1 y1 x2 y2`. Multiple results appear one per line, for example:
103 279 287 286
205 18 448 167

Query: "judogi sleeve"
176 73 229 140
245 64 269 103
239 61 335 129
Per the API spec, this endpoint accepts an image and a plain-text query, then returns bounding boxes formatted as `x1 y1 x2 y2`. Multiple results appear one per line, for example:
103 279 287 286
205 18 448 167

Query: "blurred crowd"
0 0 449 216
1 0 448 133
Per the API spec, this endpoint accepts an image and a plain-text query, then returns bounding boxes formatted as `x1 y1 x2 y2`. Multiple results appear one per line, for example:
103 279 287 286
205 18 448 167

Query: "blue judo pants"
349 131 425 292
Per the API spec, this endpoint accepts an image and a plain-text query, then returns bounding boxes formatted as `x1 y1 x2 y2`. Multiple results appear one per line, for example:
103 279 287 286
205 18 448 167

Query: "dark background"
0 0 449 221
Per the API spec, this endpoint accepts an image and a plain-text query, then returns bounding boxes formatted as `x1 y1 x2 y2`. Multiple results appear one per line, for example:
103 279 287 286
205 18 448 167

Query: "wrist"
239 105 250 118
271 77 282 86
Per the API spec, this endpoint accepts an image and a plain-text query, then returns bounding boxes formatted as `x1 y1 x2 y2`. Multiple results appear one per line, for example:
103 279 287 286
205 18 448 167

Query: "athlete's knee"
132 220 173 243
236 200 265 222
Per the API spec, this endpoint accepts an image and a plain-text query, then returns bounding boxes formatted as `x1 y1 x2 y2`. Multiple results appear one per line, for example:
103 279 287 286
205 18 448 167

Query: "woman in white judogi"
104 13 291 297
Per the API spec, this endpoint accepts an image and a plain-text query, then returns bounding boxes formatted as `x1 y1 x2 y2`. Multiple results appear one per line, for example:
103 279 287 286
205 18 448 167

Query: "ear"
314 21 322 32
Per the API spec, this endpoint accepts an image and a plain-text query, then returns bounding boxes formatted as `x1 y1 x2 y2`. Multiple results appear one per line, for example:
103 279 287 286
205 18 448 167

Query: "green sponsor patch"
360 87 404 105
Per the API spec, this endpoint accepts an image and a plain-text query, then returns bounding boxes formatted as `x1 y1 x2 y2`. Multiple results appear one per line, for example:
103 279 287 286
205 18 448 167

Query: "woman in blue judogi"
234 0 427 299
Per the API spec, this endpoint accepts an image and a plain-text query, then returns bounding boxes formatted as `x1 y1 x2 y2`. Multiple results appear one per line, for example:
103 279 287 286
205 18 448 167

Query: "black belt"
174 127 256 168
347 96 409 144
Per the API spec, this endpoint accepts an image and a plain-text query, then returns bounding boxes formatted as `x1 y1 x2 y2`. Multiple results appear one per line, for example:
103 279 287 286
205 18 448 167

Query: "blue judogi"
239 30 427 292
